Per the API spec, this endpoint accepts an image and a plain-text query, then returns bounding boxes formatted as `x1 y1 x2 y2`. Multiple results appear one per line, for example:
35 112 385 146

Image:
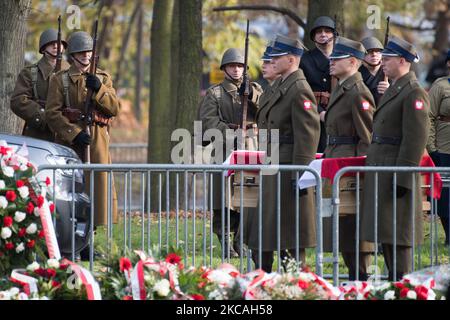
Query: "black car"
1 133 90 256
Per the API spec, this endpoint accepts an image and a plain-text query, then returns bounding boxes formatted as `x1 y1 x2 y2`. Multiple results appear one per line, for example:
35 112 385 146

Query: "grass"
92 213 449 281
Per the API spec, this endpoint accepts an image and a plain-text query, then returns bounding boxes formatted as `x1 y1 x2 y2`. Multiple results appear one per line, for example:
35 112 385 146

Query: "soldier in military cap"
361 36 429 280
245 34 320 272
359 37 390 105
45 31 120 256
426 49 450 245
11 29 70 141
300 16 337 153
260 41 280 89
322 36 375 280
197 48 262 258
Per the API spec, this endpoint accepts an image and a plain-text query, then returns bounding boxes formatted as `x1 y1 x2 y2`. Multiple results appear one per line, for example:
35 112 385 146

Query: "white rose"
0 180 5 189
15 242 25 253
427 290 436 300
14 211 26 223
47 259 60 269
406 290 417 299
0 291 11 300
26 261 40 272
154 279 171 297
9 287 20 296
0 196 7 209
1 227 12 239
2 166 14 177
18 186 29 199
384 290 396 300
34 207 40 217
26 223 37 234
18 292 29 300
20 164 28 172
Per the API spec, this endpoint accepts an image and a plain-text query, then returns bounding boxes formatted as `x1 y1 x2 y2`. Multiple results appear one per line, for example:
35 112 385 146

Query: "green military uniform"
10 28 70 142
198 48 262 257
244 35 320 272
427 76 450 154
361 37 429 280
321 37 376 280
426 74 450 245
45 30 120 228
11 58 70 141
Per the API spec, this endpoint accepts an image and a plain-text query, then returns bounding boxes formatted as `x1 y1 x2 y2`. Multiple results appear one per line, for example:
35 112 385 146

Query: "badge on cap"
415 100 424 110
304 100 312 110
361 101 371 111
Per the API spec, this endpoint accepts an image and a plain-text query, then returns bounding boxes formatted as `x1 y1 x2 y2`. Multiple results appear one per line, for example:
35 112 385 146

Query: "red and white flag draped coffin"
223 150 266 208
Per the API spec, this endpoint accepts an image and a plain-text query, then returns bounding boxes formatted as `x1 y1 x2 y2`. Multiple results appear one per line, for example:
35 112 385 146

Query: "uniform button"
36 118 40 122
262 120 266 124
40 108 44 112
323 78 327 82
68 129 72 133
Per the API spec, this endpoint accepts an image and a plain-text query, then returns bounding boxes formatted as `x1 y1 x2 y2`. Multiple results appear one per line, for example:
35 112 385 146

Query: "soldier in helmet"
300 16 338 153
10 29 70 141
45 31 120 259
426 49 450 246
359 37 390 105
198 48 262 258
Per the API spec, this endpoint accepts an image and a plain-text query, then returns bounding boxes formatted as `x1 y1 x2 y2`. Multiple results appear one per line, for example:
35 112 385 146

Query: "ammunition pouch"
61 107 85 123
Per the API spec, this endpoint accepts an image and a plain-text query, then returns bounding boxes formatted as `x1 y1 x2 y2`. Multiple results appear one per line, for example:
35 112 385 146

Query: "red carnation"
3 216 13 227
6 191 16 202
52 280 61 289
35 268 46 277
119 257 132 272
400 287 409 298
122 295 133 301
297 280 309 290
49 203 55 213
37 196 45 208
46 268 57 278
0 146 8 155
16 180 25 188
38 230 45 238
5 242 14 250
165 253 181 265
26 240 35 248
45 177 51 186
18 228 27 237
26 202 35 214
191 294 205 300
394 282 405 290
59 263 69 271
415 285 428 300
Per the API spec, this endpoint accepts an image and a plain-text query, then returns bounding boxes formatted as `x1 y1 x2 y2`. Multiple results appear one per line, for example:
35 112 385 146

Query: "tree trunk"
148 0 174 165
115 1 140 86
0 0 31 134
305 0 344 49
432 0 449 53
170 0 180 135
175 0 202 132
134 0 144 122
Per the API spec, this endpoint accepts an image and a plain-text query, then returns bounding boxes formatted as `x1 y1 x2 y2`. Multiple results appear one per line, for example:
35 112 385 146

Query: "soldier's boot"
216 233 239 258
441 217 449 245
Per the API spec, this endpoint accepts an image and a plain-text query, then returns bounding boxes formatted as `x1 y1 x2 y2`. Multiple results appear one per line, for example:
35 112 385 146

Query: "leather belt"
327 135 359 145
371 134 401 145
313 91 330 107
279 135 294 144
437 115 450 122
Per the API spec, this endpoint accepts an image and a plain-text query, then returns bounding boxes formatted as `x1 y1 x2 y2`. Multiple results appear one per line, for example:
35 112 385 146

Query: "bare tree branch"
390 20 435 31
213 5 306 29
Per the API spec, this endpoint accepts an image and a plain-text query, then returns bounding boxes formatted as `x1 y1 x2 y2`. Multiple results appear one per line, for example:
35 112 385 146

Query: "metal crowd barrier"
37 164 323 275
331 166 450 286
